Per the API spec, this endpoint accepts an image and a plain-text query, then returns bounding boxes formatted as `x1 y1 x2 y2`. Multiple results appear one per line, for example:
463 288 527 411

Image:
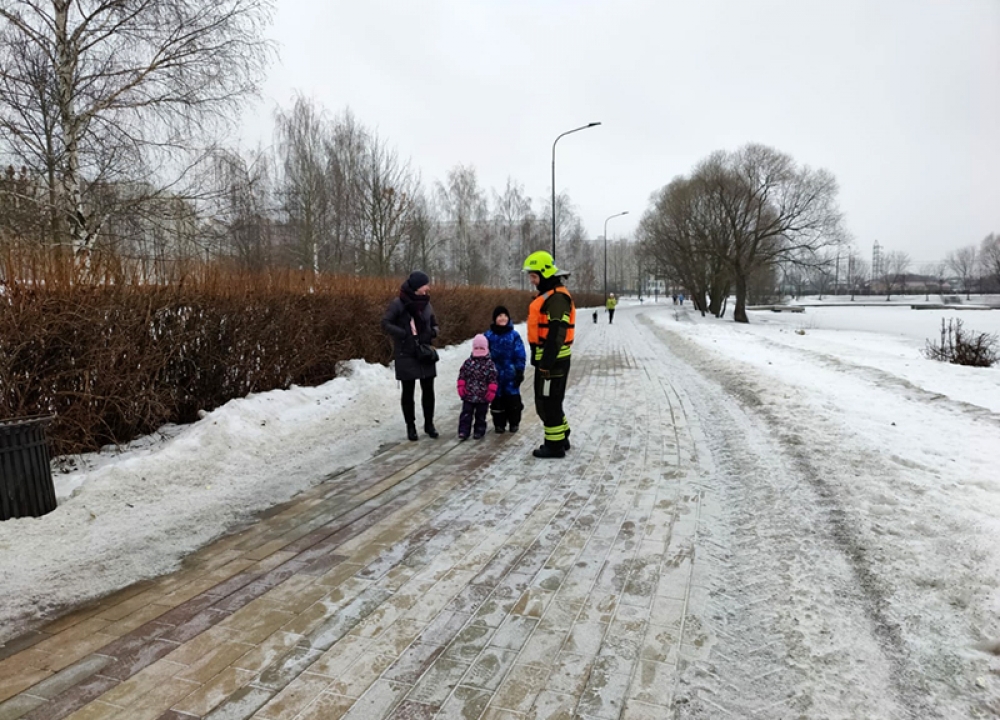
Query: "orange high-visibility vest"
527 286 576 354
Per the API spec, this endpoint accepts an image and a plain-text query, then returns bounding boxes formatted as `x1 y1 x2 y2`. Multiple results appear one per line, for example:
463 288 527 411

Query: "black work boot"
406 423 419 441
424 421 439 439
532 442 566 459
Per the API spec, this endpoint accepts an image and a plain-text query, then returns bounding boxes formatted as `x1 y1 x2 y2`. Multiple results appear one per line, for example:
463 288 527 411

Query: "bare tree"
494 178 530 287
400 187 441 276
205 147 274 271
919 262 945 300
324 109 366 272
637 175 730 316
946 245 978 300
980 233 1000 291
0 0 273 254
0 164 46 244
879 250 910 300
356 132 414 276
844 251 869 300
695 144 844 322
274 96 334 274
0 38 62 241
807 253 835 299
437 166 490 284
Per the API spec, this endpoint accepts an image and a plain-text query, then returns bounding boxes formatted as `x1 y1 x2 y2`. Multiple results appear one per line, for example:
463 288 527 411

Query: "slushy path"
3 302 933 720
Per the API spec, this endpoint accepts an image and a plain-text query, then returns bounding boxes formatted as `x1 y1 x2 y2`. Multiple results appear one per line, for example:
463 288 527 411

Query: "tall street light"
603 211 628 301
551 122 601 260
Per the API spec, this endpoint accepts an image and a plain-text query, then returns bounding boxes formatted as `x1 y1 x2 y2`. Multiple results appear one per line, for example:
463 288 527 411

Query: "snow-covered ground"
648 300 1000 714
0 327 527 641
2 300 999 715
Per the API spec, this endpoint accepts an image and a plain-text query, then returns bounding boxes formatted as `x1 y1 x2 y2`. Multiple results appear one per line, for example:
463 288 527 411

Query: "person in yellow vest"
522 251 575 459
605 292 617 324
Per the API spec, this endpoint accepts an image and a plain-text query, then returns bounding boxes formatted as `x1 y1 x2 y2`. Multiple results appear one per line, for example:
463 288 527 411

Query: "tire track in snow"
636 313 932 719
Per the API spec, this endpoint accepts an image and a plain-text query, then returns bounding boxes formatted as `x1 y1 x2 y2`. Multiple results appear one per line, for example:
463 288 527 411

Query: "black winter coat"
382 297 440 381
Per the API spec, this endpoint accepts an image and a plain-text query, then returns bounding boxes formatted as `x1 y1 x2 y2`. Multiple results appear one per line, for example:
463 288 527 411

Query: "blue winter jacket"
484 324 526 397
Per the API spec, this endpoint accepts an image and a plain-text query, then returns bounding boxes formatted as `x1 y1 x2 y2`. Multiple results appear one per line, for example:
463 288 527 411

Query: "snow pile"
0 328 504 640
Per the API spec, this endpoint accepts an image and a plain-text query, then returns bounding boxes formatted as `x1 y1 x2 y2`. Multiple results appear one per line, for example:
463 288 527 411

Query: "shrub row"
1 270 601 455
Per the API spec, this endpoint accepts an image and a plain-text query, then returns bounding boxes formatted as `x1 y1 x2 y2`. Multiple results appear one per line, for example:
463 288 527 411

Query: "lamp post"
551 122 601 260
603 211 628 302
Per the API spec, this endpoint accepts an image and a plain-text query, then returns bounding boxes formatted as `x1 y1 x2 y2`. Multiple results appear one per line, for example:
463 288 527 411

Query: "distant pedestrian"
457 334 498 440
484 306 526 434
605 293 617 324
381 271 440 442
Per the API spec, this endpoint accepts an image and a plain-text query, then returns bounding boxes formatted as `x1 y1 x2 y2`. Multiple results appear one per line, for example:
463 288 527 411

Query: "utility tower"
872 241 883 280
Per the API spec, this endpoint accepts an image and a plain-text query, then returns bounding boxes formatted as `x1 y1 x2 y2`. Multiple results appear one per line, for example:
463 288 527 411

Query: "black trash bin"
0 415 58 520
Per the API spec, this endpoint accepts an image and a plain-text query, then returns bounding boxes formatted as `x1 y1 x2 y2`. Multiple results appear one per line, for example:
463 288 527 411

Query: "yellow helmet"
522 250 561 279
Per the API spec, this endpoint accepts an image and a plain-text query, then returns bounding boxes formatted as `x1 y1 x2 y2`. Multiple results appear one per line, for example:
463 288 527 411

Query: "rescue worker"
522 251 575 459
605 292 617 324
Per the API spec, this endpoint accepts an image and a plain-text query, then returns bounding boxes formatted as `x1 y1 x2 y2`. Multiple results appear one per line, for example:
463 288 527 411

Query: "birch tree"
356 132 414 276
274 96 333 274
0 0 273 254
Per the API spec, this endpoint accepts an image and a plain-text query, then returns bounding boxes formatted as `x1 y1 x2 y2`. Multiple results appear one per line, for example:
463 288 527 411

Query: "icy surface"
2 301 999 716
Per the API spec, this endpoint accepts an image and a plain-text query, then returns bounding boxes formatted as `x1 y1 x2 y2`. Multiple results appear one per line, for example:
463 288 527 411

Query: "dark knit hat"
406 271 430 291
492 305 510 322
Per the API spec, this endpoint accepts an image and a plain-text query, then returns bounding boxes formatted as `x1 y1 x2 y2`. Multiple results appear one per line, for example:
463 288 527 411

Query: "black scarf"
400 284 429 333
490 322 512 335
536 275 562 295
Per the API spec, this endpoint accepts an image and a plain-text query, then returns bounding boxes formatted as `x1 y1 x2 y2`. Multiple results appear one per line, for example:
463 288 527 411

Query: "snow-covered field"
2 300 999 715
650 300 1000 714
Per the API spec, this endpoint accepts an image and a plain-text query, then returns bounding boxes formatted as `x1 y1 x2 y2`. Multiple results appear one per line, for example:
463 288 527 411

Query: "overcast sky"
243 0 1000 265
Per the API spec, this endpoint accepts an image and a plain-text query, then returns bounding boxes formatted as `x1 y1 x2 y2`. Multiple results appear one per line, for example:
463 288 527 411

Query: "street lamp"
551 122 601 260
603 211 628 301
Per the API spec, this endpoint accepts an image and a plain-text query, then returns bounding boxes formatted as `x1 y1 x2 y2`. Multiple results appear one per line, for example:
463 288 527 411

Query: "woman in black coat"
381 271 440 441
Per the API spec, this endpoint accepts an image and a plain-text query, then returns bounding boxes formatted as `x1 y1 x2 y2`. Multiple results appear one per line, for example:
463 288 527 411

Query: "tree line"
636 143 846 322
0 0 636 290
635 144 998 318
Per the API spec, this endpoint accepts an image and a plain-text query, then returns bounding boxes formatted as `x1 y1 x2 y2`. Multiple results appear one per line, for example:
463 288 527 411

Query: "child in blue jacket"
484 306 527 433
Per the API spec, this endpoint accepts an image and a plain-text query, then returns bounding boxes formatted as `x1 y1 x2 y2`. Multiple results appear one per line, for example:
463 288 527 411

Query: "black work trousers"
400 378 435 425
533 363 570 448
490 393 524 430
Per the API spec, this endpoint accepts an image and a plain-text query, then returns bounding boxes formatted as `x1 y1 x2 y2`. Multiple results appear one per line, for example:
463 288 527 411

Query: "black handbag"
417 342 439 364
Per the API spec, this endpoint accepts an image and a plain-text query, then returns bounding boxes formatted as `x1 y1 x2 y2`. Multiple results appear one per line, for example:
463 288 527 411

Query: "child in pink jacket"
457 334 498 439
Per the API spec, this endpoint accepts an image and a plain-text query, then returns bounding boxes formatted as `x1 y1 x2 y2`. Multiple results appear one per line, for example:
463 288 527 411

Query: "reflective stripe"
533 345 572 360
543 420 570 441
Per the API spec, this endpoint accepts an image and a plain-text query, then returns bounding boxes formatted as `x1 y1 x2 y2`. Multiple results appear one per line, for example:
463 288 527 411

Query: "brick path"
0 308 716 720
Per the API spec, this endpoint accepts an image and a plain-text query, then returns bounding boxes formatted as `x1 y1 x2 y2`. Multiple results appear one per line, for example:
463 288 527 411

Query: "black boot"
424 421 439 439
532 442 565 459
406 423 419 441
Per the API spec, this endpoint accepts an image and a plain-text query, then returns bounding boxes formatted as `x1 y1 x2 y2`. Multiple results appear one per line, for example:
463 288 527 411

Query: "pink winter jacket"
457 355 498 403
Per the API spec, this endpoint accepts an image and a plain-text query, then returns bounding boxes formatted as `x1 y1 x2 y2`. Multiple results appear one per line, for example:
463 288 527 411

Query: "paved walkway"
0 306 716 720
